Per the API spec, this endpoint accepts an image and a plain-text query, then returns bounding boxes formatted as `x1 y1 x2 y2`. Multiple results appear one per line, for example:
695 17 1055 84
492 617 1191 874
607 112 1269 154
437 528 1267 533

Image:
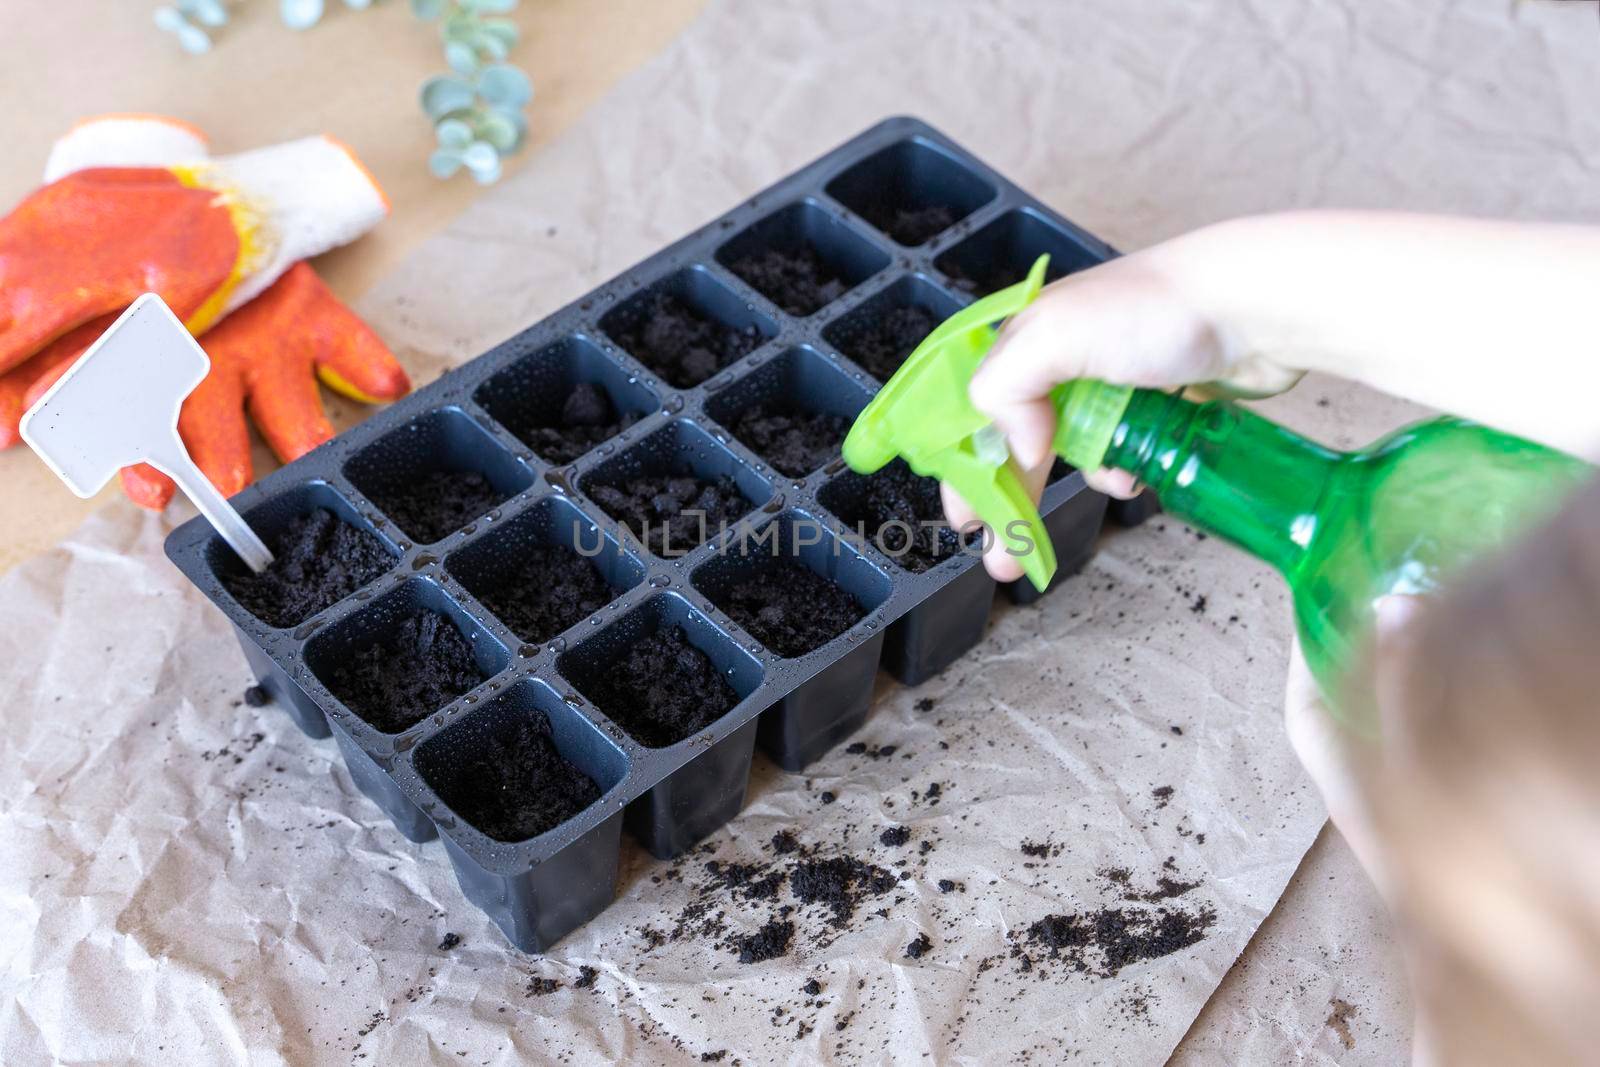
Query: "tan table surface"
0 0 706 574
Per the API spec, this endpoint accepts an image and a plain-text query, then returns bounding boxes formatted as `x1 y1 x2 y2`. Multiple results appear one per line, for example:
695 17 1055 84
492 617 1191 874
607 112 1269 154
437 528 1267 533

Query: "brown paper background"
6 0 1600 1063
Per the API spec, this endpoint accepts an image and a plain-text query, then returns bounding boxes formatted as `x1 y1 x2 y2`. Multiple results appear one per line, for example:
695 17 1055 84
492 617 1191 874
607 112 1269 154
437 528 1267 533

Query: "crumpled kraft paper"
6 0 1599 1062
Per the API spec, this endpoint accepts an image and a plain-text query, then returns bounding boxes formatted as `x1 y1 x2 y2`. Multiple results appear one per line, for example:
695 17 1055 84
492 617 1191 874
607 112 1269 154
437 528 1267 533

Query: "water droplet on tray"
562 692 583 707
664 395 685 414
518 644 537 659
412 554 438 570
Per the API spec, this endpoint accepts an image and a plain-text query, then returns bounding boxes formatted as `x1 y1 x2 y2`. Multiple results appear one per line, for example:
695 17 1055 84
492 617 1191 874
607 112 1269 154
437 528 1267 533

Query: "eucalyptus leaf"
176 22 212 52
461 140 499 172
435 117 474 149
474 0 517 12
429 148 464 178
153 6 187 31
480 18 518 49
280 0 325 30
478 109 518 151
491 103 527 149
468 155 503 185
179 0 228 26
474 29 508 61
343 0 374 8
410 0 445 18
420 75 475 119
477 64 531 107
445 39 479 75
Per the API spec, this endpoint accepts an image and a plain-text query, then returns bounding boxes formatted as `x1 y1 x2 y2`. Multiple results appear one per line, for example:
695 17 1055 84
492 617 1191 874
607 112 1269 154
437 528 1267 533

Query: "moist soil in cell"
729 246 847 316
862 203 956 246
610 292 764 388
830 303 939 381
730 403 849 477
474 543 617 643
941 255 1064 298
431 712 601 842
499 382 642 464
369 469 507 544
223 508 392 627
828 460 968 573
580 625 738 748
717 560 864 657
325 608 486 733
588 473 752 557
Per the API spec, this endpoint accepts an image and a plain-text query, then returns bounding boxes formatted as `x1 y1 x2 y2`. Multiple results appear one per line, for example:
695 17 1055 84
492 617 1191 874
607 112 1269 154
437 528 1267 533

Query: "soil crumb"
370 469 507 545
223 509 393 627
829 303 938 381
879 826 911 847
717 560 865 657
609 291 765 388
324 608 485 733
731 403 848 477
579 625 738 748
588 473 752 557
500 381 641 463
734 918 795 964
525 976 562 996
438 933 461 951
474 543 616 643
824 460 969 572
730 246 847 316
904 932 933 959
425 711 600 842
242 684 270 708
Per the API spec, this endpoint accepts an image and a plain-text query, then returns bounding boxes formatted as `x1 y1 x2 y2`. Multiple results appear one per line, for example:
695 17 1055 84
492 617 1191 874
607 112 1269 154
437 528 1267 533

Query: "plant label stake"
20 293 275 573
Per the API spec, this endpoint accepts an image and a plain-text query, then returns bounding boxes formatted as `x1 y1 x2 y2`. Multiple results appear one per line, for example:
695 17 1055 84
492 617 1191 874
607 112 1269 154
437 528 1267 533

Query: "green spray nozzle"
843 256 1140 591
843 256 1060 589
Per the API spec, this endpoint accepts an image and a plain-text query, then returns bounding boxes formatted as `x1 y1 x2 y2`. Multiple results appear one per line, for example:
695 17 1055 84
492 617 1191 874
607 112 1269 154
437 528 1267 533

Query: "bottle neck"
1102 390 1340 578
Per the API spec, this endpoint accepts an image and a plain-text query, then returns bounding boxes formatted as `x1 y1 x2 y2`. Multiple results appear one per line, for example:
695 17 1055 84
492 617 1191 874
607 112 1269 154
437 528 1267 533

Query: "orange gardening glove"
0 115 409 507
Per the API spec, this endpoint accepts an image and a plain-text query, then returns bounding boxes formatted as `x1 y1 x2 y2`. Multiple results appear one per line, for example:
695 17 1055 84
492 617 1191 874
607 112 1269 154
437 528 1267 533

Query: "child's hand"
944 210 1600 583
942 224 1305 582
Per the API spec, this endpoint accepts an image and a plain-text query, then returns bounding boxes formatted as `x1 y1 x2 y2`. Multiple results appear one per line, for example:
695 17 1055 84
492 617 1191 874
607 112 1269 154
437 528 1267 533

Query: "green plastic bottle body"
1094 389 1593 705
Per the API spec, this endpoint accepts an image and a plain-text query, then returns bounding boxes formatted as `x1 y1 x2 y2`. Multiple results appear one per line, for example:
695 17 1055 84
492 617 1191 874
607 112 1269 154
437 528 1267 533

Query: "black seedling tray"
166 117 1118 951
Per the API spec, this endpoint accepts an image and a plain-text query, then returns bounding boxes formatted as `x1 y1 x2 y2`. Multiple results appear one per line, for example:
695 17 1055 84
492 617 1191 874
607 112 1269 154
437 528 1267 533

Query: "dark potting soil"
828 460 968 573
729 247 848 316
734 918 795 964
222 509 392 627
370 469 506 545
474 543 616 643
1020 904 1217 978
718 560 864 658
588 473 751 557
940 250 1061 297
904 932 933 959
324 609 485 733
865 203 957 246
879 826 911 847
610 292 764 388
829 303 938 382
731 403 848 477
581 625 738 748
500 382 641 464
429 712 601 842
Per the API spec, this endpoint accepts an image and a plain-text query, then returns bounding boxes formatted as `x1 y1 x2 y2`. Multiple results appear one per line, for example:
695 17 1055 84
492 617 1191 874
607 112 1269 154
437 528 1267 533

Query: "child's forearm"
1160 211 1600 460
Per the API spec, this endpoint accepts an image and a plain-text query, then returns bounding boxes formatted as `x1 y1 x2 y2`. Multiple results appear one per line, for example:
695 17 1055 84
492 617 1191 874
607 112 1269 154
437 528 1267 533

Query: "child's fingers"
1086 468 1142 499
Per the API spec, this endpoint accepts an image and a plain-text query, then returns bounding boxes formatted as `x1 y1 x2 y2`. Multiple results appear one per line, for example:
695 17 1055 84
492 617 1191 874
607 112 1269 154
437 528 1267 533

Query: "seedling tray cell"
166 117 1117 951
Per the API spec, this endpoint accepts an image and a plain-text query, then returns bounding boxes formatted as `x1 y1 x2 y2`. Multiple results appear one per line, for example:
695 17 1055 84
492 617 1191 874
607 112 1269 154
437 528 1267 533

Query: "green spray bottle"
843 256 1594 710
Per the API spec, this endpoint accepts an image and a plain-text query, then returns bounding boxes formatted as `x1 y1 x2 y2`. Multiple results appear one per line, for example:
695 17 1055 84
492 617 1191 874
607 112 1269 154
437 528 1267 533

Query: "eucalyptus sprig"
151 0 532 185
154 0 379 52
413 0 532 184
